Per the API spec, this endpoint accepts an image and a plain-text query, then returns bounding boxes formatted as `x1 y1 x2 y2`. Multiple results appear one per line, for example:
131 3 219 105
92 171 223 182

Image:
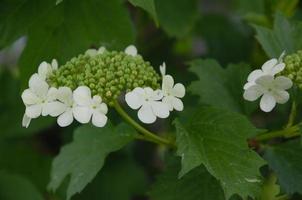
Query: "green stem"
113 101 175 147
254 125 300 142
286 101 296 128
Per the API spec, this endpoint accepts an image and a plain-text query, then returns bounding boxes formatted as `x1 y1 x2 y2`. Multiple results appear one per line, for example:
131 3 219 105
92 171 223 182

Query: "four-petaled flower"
243 75 292 112
244 58 285 89
21 74 58 119
162 75 185 111
125 87 170 124
73 86 108 127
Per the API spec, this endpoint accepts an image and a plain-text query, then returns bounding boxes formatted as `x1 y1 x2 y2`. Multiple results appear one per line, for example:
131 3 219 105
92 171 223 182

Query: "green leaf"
263 140 302 195
74 153 147 200
254 13 302 58
174 106 265 199
0 140 51 192
0 0 54 49
48 123 136 200
19 0 134 88
188 59 256 114
155 0 199 38
149 158 225 200
128 0 158 25
0 171 43 200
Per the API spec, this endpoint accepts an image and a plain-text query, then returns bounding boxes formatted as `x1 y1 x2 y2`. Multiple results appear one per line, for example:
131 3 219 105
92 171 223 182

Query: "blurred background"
0 0 302 199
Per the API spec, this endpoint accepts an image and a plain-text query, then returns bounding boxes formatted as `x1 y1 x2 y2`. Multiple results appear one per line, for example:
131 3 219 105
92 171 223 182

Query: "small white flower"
243 75 292 112
37 59 58 80
73 86 108 127
159 62 166 76
47 87 77 127
85 46 106 56
244 58 285 89
125 87 170 124
162 75 185 111
125 45 137 56
21 74 58 119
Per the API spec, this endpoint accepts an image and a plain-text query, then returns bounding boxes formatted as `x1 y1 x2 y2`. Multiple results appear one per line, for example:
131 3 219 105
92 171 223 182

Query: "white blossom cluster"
243 53 293 112
125 62 185 124
22 45 185 128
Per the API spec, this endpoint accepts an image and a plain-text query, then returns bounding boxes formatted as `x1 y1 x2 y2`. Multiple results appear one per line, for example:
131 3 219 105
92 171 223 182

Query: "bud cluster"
48 50 160 105
282 50 302 89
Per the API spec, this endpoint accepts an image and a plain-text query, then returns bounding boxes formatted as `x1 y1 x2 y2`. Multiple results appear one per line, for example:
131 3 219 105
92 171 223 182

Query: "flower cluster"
243 54 293 112
282 50 302 88
21 45 185 128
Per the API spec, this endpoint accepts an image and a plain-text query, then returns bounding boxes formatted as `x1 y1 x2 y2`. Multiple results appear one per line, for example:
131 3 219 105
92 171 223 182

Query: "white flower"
37 59 58 80
162 75 185 111
159 62 166 76
125 87 170 124
85 46 106 56
21 74 58 119
73 86 108 127
244 58 285 89
125 45 137 56
47 87 77 127
243 75 292 112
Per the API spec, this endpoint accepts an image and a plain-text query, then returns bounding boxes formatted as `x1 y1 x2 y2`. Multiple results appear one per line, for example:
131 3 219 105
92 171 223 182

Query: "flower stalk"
113 100 175 147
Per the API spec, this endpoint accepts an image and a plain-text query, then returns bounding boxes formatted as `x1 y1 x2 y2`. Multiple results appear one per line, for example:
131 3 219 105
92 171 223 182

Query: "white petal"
162 75 174 94
172 83 185 98
47 87 58 101
57 110 74 127
57 87 73 104
125 91 143 109
243 82 255 90
162 96 174 111
274 76 293 90
44 101 67 117
97 103 108 114
73 86 92 106
21 89 39 105
271 63 285 75
73 106 92 123
260 94 276 112
261 58 278 73
125 45 137 56
92 111 108 127
29 74 49 98
26 104 42 118
160 62 166 76
278 51 286 62
85 49 97 56
172 97 184 111
51 59 58 70
247 69 263 82
152 89 163 100
38 61 51 79
272 90 289 104
243 85 264 101
22 114 31 128
138 104 156 124
151 101 170 118
255 75 274 87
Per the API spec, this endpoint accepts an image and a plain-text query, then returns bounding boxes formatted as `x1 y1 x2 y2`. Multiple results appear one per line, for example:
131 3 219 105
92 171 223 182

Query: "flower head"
243 75 292 112
125 87 169 124
73 86 108 127
244 58 285 89
21 74 58 119
162 75 185 111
